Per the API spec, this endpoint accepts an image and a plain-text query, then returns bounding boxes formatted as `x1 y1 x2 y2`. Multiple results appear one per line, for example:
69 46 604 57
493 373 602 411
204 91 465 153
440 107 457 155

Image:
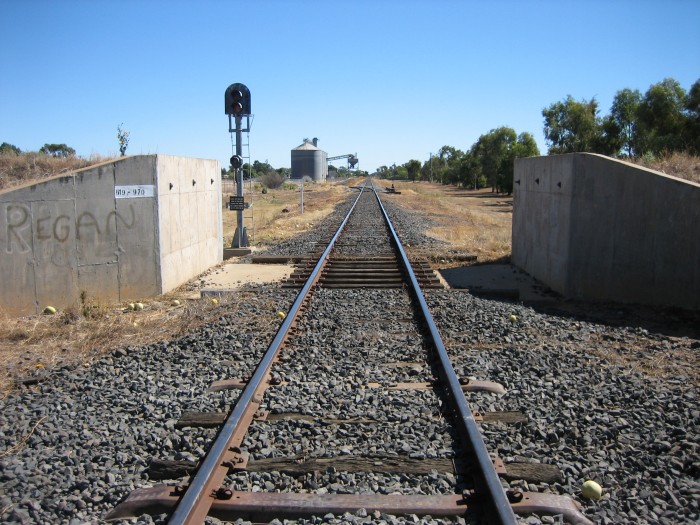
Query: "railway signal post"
225 83 252 248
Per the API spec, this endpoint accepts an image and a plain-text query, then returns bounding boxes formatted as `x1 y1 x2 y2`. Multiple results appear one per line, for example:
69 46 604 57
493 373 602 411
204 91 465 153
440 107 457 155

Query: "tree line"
222 160 291 180
221 160 369 188
544 77 700 157
376 76 699 193
375 127 540 194
1 142 76 158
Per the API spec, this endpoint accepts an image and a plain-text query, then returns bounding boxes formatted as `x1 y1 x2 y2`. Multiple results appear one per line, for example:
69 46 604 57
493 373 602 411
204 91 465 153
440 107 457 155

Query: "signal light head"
230 155 243 169
225 83 251 116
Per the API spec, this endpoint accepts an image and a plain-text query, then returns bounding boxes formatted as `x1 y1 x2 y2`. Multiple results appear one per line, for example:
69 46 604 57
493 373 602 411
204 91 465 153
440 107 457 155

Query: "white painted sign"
115 185 155 199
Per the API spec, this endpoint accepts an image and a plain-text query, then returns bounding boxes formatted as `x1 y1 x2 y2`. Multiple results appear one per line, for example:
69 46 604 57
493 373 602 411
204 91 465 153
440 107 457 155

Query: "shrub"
260 171 285 189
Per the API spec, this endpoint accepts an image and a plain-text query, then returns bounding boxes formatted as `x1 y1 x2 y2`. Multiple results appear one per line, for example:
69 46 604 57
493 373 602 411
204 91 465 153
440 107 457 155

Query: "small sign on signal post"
228 196 245 211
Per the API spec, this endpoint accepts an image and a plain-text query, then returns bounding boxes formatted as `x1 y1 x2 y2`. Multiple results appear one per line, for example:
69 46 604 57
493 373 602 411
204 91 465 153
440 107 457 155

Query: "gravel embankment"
1 183 697 525
0 287 297 525
426 291 699 525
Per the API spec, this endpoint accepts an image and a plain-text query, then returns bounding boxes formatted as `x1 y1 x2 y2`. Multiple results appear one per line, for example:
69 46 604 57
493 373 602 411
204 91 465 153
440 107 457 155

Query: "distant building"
291 138 327 182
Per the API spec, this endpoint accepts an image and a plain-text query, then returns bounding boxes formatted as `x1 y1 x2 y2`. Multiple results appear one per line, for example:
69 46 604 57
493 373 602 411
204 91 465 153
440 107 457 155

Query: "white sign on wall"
115 185 155 199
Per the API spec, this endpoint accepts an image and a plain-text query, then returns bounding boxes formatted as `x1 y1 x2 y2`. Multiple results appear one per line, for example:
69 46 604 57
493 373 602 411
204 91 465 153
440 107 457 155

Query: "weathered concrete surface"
155 155 223 293
0 155 222 316
513 153 700 310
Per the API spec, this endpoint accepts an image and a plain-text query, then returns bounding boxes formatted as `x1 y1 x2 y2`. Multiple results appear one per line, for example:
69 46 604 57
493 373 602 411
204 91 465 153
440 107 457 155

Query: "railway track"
108 181 593 524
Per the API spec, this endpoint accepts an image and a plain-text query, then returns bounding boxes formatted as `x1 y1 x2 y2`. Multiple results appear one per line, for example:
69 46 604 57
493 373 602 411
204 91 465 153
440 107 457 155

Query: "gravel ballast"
1 184 698 525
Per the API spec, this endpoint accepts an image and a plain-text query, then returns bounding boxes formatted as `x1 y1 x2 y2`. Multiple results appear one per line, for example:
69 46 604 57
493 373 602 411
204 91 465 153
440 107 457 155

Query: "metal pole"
300 181 304 214
235 114 243 247
234 114 245 247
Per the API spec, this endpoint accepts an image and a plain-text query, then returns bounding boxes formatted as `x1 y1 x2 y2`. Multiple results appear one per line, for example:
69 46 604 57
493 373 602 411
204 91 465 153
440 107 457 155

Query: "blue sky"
1 0 699 173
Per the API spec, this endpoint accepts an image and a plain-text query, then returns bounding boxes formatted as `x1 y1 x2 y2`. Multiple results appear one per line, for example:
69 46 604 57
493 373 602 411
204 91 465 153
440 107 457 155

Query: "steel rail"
371 180 519 525
167 184 368 524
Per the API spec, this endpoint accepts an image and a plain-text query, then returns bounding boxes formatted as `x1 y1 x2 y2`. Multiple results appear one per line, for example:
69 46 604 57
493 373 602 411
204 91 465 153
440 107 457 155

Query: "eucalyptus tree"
405 159 422 182
636 78 687 154
470 128 539 194
685 79 700 154
542 96 602 154
611 88 642 156
436 145 464 185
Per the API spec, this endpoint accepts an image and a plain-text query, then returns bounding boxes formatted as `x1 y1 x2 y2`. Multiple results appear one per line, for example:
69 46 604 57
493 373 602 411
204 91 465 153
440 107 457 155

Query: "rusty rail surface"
372 182 518 524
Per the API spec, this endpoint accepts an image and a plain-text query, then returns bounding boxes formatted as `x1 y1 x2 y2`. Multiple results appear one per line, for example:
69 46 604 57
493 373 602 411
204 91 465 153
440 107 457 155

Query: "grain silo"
291 138 327 182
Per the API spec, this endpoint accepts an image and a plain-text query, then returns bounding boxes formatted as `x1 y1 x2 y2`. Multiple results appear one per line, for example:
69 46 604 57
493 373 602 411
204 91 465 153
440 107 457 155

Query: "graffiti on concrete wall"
4 203 136 254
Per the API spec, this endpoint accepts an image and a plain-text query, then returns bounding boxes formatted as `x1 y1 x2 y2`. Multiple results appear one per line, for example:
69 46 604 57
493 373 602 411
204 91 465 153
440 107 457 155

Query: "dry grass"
585 332 700 384
631 151 700 184
223 181 354 247
0 293 243 393
0 152 114 191
375 180 513 263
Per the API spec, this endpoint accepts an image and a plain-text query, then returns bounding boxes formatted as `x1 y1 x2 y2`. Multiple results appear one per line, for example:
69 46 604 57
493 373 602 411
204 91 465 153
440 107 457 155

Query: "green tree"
469 129 539 194
436 145 464 185
395 165 408 180
471 127 517 191
459 151 484 189
543 96 603 154
592 115 624 156
636 78 687 154
0 142 21 155
252 160 273 178
39 143 76 157
684 78 700 154
420 158 437 183
610 88 642 156
513 132 540 158
505 132 541 193
405 159 422 182
276 167 291 179
425 155 446 184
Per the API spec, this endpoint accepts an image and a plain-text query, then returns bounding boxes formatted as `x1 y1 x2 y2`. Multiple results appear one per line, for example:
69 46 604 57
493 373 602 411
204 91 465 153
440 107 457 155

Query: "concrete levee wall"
0 154 222 316
513 153 700 310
